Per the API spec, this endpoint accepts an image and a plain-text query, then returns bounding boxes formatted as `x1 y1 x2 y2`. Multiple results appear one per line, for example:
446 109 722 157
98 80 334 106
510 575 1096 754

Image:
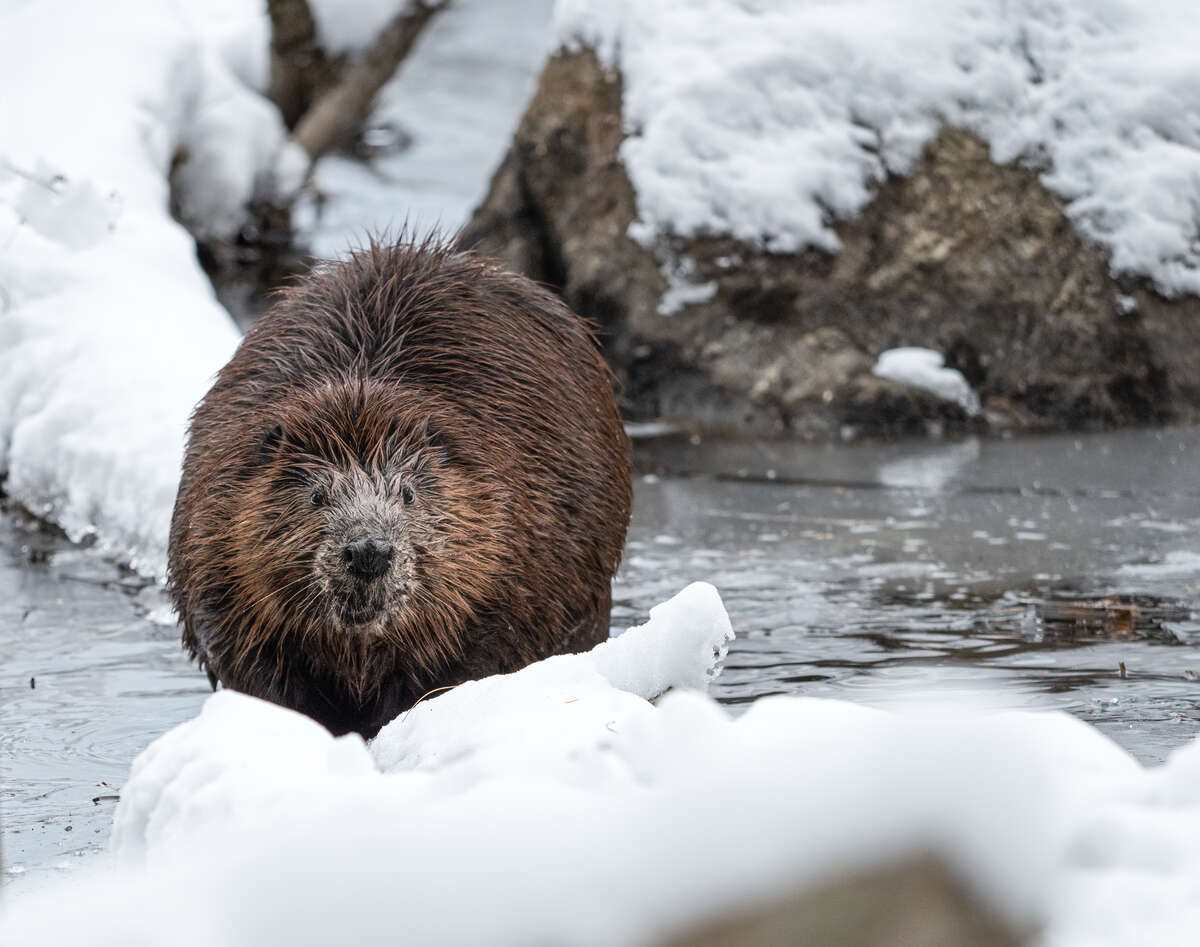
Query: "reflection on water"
2 426 1199 880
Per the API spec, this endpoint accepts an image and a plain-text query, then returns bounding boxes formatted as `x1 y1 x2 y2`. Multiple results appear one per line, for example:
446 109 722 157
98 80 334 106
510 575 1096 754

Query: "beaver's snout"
342 536 395 579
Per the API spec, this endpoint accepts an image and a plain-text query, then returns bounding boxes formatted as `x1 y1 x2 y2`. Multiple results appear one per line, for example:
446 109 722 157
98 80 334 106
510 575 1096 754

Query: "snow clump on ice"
555 0 1200 296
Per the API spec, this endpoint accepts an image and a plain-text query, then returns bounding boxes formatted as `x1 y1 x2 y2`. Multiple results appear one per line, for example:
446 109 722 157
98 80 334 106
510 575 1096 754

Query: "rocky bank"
462 49 1200 439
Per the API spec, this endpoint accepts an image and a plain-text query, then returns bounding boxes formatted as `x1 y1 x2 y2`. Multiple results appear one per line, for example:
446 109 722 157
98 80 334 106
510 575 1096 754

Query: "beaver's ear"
257 423 285 464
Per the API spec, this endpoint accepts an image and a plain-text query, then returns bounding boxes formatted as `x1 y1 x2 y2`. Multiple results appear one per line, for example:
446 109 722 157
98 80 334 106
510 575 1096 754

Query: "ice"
5 581 1200 945
555 0 1200 296
656 253 717 316
874 347 982 416
1119 550 1200 576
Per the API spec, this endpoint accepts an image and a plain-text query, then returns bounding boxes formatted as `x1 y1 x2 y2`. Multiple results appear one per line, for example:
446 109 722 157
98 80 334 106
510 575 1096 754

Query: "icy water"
2 426 1198 881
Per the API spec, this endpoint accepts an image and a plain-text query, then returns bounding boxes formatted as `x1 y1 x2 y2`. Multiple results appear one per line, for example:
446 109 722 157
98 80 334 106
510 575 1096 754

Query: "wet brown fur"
168 238 632 737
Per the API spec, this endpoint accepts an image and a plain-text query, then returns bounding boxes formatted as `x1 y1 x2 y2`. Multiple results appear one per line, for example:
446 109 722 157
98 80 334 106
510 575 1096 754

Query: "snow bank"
3 582 1199 946
555 0 1200 296
874 347 982 416
0 1 298 576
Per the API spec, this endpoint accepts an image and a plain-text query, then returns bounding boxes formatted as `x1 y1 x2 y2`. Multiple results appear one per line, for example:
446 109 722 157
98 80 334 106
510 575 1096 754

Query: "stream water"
2 425 1198 883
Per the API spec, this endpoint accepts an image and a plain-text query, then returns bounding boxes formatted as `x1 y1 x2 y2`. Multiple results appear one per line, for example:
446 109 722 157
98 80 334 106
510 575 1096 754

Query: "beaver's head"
223 379 507 667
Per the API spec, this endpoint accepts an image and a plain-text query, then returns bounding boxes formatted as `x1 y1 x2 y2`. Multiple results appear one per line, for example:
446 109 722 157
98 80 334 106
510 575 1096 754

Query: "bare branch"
291 0 448 162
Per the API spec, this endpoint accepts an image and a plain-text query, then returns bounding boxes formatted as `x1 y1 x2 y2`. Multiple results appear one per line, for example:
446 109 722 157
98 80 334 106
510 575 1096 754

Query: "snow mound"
0 1 298 576
5 583 1200 945
873 347 982 416
372 580 733 777
555 0 1200 296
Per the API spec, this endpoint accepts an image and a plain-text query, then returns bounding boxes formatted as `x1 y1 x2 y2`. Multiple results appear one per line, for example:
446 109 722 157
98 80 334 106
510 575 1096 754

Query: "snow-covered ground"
3 582 1200 946
557 0 1200 297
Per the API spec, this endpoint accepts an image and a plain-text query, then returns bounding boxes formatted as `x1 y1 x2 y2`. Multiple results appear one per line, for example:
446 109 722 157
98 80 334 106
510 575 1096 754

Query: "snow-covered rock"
3 581 1200 946
556 0 1200 298
467 6 1200 438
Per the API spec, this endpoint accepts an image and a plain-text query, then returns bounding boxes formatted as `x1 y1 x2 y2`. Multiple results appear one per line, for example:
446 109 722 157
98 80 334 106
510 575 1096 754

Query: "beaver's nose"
342 537 395 579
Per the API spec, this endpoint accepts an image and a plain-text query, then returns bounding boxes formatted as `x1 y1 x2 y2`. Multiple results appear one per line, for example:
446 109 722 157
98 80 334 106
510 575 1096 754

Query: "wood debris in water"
1024 595 1190 642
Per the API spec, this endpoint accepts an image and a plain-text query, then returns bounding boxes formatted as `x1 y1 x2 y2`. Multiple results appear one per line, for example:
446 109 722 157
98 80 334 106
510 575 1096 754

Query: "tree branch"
291 0 448 162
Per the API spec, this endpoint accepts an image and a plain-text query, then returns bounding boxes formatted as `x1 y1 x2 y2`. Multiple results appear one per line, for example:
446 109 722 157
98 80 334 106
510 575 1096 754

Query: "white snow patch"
0 0 295 576
371 581 732 777
5 582 1200 945
555 0 1200 297
873 347 982 415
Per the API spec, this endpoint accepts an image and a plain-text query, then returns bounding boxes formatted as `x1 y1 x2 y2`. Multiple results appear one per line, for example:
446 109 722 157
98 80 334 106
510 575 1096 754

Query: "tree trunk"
267 0 330 129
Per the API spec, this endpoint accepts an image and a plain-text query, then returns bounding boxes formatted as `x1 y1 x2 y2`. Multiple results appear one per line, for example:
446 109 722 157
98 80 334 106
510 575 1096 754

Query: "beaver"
168 238 632 737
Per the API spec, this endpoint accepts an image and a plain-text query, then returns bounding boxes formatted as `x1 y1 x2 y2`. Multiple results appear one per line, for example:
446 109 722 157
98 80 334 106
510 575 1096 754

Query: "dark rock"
462 48 1196 438
658 853 1026 947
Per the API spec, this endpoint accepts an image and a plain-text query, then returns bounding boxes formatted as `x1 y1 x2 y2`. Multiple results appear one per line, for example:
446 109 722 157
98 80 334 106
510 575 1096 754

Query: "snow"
874 347 982 416
4 581 1200 945
0 1 305 575
555 0 1200 297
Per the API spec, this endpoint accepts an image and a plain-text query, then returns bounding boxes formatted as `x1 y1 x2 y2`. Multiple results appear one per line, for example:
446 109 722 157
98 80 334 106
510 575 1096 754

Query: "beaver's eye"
401 483 415 506
309 486 326 507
